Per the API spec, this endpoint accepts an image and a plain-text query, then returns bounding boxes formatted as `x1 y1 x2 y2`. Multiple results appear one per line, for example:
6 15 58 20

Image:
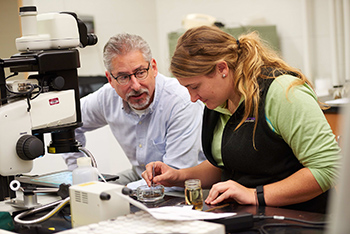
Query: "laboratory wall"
0 1 21 58
1 0 348 175
28 0 349 93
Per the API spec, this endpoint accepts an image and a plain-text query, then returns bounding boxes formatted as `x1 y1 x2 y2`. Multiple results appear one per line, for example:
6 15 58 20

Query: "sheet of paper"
146 205 237 221
118 192 237 221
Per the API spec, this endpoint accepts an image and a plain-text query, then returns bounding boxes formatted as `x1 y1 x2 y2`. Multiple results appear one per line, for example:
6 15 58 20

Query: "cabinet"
323 107 342 138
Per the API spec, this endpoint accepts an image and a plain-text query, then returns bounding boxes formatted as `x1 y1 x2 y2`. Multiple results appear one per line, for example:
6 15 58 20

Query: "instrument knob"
16 135 44 160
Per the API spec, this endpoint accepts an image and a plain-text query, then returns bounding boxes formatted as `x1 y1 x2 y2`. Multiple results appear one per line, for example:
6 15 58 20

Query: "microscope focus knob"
51 76 65 90
99 192 111 201
16 135 45 160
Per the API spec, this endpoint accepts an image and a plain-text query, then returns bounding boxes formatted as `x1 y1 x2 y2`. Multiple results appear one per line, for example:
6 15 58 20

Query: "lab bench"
0 191 327 234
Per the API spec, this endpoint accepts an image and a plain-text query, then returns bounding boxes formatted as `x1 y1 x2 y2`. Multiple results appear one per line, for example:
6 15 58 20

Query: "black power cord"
3 72 43 111
260 223 324 234
253 215 327 234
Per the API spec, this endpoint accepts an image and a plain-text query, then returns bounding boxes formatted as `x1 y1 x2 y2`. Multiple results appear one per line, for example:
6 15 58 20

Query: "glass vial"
185 179 203 210
72 157 98 185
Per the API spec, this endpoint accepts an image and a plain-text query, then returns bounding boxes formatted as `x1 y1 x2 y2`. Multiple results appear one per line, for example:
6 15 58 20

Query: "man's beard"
126 88 151 110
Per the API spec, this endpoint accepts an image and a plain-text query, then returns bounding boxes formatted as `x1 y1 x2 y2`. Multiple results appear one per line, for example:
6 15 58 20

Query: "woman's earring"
222 74 226 78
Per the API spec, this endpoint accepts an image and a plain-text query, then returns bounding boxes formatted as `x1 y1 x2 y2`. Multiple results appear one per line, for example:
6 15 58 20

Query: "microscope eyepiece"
87 34 98 46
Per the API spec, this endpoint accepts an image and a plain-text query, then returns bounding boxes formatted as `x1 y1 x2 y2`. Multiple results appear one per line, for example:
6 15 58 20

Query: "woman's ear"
216 61 228 77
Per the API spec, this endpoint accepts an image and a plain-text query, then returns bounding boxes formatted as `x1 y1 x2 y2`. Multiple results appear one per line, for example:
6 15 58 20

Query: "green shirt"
212 75 341 191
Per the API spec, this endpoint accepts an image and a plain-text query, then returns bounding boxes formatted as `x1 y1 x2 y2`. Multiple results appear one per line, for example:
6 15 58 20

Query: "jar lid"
77 157 92 167
185 179 201 188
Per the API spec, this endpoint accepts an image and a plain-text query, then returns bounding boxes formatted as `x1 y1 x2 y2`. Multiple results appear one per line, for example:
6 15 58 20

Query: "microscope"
0 6 97 201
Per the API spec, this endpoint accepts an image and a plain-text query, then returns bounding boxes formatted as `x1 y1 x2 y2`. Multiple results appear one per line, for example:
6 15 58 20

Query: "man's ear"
151 58 158 77
106 71 113 84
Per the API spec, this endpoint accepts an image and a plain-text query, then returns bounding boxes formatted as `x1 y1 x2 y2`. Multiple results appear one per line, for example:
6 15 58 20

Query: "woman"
142 26 340 213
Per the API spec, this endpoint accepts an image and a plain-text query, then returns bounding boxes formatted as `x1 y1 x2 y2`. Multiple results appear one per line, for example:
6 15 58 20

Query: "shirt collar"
147 73 161 113
214 104 232 115
214 96 245 116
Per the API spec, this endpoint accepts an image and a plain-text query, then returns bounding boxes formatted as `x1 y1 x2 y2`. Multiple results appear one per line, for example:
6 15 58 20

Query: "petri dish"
136 185 165 202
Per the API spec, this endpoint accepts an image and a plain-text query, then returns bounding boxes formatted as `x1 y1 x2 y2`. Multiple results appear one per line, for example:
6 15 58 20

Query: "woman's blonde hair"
171 26 322 137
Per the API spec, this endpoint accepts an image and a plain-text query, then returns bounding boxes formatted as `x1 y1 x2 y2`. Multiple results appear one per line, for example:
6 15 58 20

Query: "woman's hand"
205 180 256 205
142 161 182 187
142 160 222 189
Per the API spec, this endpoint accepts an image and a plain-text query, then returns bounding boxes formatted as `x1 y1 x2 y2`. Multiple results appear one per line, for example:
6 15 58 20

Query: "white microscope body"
0 5 97 200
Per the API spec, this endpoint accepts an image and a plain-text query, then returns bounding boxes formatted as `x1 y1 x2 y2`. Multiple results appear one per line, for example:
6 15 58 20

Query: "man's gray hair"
103 33 152 72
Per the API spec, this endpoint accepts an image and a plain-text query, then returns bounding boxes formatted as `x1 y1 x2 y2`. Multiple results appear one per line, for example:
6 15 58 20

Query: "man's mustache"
126 88 149 99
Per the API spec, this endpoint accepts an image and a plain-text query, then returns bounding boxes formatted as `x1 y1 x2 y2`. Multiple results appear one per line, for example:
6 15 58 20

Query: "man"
63 33 204 186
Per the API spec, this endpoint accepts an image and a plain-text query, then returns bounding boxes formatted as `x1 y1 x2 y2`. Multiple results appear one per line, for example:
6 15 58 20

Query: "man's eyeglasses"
110 63 151 85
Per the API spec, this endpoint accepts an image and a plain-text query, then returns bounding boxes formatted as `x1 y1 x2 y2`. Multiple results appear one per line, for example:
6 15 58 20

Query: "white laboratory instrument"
69 181 130 228
0 5 97 201
15 6 96 52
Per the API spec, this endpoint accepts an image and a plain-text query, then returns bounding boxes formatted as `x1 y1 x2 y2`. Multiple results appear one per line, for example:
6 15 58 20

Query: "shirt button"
139 144 142 148
139 121 142 125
